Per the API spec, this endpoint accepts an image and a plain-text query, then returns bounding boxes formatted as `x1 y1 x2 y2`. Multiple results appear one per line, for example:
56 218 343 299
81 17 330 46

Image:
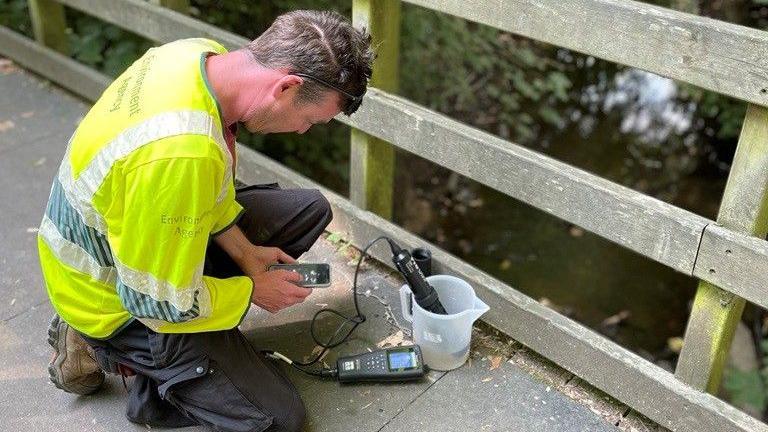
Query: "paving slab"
0 65 87 154
379 355 618 432
0 59 622 432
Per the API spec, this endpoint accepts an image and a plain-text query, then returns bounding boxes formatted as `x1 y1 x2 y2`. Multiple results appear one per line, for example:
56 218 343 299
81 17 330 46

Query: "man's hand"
250 269 312 313
214 225 307 313
244 245 296 274
214 225 296 274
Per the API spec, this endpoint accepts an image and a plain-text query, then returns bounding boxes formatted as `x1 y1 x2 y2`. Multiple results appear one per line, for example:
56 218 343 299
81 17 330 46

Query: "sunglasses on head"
293 73 364 115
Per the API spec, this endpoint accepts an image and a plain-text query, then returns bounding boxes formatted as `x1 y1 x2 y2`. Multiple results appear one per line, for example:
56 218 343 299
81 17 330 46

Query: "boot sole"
47 315 104 394
47 314 67 391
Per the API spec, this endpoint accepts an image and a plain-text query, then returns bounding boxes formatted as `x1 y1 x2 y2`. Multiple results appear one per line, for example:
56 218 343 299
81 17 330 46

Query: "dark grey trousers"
81 183 332 432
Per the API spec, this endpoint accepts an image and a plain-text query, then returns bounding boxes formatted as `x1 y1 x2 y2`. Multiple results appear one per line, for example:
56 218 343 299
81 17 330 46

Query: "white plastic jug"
399 275 489 371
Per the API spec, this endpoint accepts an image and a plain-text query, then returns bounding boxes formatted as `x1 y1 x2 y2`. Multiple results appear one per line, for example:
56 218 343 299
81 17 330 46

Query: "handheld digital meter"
336 345 426 383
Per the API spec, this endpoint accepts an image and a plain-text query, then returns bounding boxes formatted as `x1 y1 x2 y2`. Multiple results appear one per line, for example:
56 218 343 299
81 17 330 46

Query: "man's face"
243 87 342 135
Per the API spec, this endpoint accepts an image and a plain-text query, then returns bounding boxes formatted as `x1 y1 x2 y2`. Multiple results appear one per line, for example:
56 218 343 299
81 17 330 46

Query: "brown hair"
246 10 374 115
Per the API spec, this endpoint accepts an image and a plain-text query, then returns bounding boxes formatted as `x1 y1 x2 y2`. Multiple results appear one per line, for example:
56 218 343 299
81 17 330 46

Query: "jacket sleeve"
108 155 252 333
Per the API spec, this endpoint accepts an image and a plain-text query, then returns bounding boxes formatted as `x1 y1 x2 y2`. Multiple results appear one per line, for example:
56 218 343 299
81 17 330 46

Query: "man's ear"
272 74 303 100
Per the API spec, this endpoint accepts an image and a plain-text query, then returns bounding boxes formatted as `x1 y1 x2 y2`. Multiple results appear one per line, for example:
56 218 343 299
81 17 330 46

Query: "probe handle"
392 250 447 315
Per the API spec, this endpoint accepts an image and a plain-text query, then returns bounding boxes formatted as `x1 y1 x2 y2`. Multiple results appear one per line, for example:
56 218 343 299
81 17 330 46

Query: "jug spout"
470 296 490 322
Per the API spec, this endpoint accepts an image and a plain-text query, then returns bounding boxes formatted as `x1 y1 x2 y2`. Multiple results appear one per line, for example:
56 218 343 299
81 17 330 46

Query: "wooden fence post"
28 0 69 55
675 104 768 392
350 0 401 219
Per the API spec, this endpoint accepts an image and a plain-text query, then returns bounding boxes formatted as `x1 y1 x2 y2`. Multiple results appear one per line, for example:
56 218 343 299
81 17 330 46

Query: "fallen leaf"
499 259 511 271
0 120 15 132
468 198 484 208
26 227 39 233
489 356 502 371
601 310 631 327
481 377 493 382
33 157 46 167
21 111 34 118
377 330 406 348
569 226 584 237
10 298 16 306
0 58 17 74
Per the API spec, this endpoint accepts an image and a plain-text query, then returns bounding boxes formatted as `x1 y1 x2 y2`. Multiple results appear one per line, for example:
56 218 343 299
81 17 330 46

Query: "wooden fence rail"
405 0 768 108
5 0 768 430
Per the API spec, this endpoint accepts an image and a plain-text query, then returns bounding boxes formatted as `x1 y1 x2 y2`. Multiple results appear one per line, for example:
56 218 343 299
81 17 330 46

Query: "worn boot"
47 314 105 395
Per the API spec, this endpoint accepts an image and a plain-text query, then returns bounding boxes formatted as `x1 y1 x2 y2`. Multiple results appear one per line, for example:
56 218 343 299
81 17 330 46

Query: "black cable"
261 236 393 377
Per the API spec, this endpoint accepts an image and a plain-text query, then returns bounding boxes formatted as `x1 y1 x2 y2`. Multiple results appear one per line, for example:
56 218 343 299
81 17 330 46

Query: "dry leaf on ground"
377 330 406 348
489 355 502 371
0 59 18 74
0 120 15 132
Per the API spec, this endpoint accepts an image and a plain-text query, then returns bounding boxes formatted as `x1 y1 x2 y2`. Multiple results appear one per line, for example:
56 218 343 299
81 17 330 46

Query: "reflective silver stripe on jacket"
113 255 211 315
40 211 211 316
57 110 232 234
39 215 118 286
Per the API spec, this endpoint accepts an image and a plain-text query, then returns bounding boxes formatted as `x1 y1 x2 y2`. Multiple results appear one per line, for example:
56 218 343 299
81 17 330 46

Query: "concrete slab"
0 66 89 321
379 355 618 432
0 66 87 154
0 302 159 432
0 133 70 321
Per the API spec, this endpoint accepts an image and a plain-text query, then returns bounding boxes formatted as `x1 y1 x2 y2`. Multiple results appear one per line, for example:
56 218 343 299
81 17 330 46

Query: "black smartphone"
267 263 331 288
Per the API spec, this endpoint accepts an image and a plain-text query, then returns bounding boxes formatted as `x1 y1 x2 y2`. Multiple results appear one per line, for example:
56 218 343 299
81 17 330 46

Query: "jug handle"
399 286 414 322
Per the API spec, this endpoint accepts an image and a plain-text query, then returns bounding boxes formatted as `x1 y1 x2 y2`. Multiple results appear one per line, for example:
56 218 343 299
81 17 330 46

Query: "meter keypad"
363 352 387 372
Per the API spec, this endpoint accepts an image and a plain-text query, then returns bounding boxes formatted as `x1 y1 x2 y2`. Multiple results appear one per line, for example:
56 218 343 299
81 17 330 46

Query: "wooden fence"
3 0 768 430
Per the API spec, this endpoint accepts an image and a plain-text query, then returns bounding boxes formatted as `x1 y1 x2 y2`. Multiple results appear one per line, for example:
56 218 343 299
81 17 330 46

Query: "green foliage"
66 10 152 77
399 7 572 145
724 338 768 413
724 368 767 412
0 0 33 37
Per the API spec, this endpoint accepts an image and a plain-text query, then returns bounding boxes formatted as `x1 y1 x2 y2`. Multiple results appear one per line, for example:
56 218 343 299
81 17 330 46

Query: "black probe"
386 239 447 315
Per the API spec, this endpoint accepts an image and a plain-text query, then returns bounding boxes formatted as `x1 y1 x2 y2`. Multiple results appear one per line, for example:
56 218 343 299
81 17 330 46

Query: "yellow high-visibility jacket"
37 38 253 339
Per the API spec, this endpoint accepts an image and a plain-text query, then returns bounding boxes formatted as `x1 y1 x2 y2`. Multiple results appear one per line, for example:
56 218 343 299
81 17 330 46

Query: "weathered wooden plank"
403 0 768 107
677 104 768 391
234 144 767 432
694 224 768 307
0 27 110 101
55 0 249 50
338 89 711 275
28 0 69 55
349 0 400 219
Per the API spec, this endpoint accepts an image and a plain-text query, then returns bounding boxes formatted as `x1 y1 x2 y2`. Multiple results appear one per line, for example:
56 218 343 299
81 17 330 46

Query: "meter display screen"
387 350 418 370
